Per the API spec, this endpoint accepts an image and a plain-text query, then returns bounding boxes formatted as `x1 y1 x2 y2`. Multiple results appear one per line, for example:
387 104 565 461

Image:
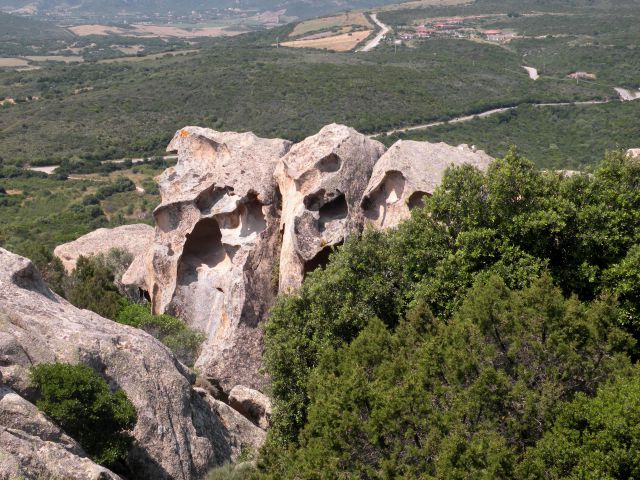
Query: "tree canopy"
260 150 640 478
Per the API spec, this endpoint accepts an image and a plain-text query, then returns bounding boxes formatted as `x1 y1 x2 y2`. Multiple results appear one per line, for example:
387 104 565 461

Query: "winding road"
358 14 390 52
371 99 613 138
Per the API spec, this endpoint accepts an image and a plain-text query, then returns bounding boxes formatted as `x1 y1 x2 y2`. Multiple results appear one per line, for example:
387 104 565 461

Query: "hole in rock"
318 193 348 232
408 191 429 210
364 171 406 222
196 186 232 215
316 153 342 173
303 189 326 211
216 194 267 238
177 218 234 286
303 241 343 278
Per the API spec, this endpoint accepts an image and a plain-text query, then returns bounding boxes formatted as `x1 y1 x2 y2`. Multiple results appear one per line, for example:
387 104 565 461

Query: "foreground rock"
147 127 291 392
275 124 386 291
0 384 122 479
54 224 154 272
362 141 493 229
0 248 264 480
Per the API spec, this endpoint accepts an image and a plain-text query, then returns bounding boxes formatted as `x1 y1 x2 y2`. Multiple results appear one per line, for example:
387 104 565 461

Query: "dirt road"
358 14 390 52
372 99 613 137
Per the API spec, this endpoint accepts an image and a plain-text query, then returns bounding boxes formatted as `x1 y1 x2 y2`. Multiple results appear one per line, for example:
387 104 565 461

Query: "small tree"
30 363 137 468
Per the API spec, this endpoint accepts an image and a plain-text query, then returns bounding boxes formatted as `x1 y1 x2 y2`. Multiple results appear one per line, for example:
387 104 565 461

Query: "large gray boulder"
0 248 264 480
54 224 154 273
229 386 272 430
146 126 291 392
362 140 493 229
275 124 386 291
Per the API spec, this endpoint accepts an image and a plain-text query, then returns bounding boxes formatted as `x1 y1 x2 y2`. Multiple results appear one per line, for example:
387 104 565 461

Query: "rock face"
229 386 272 430
146 126 291 391
54 224 154 273
134 126 493 395
275 124 386 291
0 248 264 480
0 384 122 480
362 141 493 229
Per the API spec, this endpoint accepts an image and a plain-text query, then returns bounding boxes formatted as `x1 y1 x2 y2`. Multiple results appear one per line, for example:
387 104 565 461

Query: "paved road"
359 14 390 52
372 99 613 138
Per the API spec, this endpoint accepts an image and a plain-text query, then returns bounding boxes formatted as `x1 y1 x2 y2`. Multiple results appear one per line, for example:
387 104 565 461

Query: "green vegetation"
518 371 640 479
259 150 640 478
383 102 640 169
117 304 206 367
0 38 606 167
0 166 161 259
30 363 137 469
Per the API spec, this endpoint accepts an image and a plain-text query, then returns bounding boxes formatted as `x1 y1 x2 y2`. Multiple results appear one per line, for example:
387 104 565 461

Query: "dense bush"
65 255 124 320
116 304 205 367
30 363 137 469
260 151 640 478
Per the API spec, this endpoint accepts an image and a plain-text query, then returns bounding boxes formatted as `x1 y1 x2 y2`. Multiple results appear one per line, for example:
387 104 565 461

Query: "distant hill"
0 0 401 20
0 11 73 42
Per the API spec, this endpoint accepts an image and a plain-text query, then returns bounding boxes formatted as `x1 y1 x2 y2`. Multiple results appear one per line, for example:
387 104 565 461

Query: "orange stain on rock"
179 129 190 138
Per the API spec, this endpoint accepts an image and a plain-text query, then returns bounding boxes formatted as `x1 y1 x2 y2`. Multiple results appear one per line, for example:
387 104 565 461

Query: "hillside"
0 0 402 20
0 11 73 41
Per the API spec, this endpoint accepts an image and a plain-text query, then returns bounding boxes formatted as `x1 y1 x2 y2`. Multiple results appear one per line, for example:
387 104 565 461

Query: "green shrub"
517 369 640 479
30 363 137 468
64 255 125 320
116 304 205 366
206 462 256 480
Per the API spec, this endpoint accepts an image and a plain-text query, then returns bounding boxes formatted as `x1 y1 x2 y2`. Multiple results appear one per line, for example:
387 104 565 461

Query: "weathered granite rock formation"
54 224 154 272
0 248 264 480
135 126 494 395
275 124 386 291
0 384 122 479
146 126 291 391
229 386 272 430
362 141 493 229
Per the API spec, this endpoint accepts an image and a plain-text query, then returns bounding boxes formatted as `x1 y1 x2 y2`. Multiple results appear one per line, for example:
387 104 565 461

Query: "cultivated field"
281 30 372 51
68 24 245 38
0 57 30 67
290 12 372 37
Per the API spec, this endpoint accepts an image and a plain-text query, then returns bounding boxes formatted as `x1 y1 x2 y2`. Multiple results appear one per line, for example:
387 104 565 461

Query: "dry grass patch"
26 56 84 63
69 23 245 38
0 57 30 67
281 30 372 52
290 12 371 37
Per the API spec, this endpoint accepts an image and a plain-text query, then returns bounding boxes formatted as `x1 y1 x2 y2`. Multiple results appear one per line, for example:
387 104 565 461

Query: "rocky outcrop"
0 248 263 480
627 148 640 158
54 224 154 272
134 125 494 395
275 124 386 291
229 386 272 430
147 127 291 391
0 384 122 480
362 141 493 229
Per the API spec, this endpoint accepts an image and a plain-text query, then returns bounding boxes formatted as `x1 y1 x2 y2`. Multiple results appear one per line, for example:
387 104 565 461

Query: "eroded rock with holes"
0 247 263 480
54 224 154 273
362 140 493 229
275 124 386 291
148 127 291 391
